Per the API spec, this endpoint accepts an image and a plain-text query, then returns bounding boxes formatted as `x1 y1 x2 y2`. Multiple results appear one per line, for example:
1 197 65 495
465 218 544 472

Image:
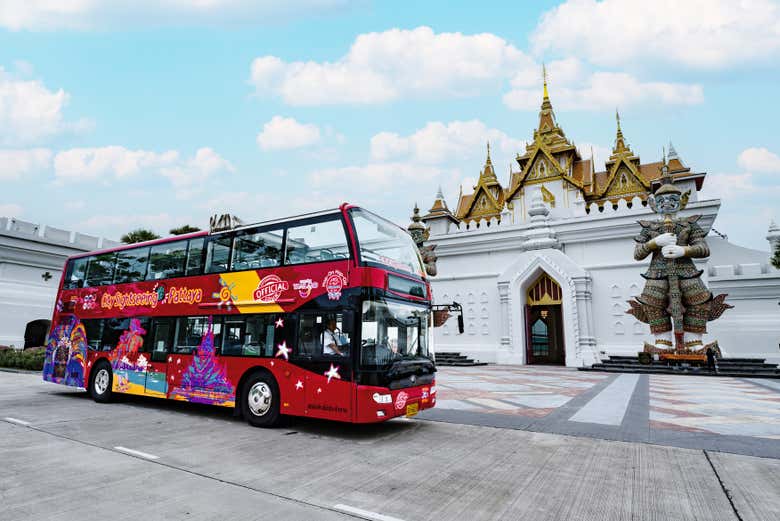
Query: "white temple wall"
428 195 780 365
708 273 780 364
432 275 502 362
0 217 119 347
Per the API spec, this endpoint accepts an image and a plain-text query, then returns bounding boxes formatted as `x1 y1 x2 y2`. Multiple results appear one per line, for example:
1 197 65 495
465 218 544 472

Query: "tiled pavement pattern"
650 375 780 440
421 365 780 458
434 365 609 417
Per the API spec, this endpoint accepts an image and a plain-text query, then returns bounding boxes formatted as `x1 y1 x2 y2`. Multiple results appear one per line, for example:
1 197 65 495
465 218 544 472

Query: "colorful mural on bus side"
43 315 87 387
43 315 236 407
169 320 236 407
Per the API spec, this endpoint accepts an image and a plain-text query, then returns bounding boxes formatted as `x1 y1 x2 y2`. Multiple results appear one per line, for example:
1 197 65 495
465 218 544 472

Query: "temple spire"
613 108 627 153
478 140 498 185
537 64 558 134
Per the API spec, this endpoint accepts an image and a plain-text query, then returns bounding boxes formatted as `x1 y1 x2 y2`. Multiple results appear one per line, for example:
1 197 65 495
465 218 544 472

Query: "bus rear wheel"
241 372 280 428
89 361 113 403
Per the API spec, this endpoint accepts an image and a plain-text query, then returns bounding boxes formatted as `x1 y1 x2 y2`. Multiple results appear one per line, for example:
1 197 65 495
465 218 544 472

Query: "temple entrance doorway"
525 273 565 365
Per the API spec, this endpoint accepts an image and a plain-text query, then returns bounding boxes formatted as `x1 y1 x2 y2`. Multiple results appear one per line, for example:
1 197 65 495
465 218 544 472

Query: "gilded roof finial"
486 141 491 162
616 108 621 132
542 63 549 99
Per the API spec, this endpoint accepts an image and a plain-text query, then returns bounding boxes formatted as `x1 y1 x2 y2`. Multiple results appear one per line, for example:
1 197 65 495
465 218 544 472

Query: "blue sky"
1 0 779 250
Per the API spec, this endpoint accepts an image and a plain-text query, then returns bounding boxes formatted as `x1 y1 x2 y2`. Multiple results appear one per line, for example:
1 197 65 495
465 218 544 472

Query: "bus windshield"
350 209 424 277
360 298 429 367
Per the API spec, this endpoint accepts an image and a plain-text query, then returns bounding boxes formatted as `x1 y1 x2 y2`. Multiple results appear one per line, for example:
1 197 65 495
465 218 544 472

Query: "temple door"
525 273 565 365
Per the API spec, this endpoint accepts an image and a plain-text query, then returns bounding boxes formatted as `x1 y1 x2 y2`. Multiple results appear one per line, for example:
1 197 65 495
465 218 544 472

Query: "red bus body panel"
43 212 435 424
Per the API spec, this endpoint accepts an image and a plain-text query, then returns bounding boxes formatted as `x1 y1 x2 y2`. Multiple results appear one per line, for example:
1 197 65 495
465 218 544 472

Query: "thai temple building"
417 75 780 366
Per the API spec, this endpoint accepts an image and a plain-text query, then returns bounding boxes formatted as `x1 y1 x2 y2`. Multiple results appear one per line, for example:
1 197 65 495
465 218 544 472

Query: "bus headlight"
372 393 392 404
430 386 437 395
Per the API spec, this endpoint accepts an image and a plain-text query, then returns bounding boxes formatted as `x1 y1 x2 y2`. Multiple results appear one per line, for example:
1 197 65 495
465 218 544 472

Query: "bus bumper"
354 382 436 423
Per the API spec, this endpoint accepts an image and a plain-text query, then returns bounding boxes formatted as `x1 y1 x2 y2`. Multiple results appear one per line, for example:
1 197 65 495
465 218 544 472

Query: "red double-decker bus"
42 205 436 426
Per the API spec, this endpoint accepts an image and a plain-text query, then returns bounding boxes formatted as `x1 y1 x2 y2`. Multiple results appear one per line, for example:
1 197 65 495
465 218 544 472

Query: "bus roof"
67 203 359 260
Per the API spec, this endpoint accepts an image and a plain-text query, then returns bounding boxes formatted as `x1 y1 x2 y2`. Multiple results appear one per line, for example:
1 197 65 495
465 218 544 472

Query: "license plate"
405 403 419 417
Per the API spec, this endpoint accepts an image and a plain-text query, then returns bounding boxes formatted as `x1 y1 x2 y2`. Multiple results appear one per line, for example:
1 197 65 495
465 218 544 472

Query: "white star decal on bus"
275 317 284 328
295 380 303 390
324 364 341 383
275 341 290 360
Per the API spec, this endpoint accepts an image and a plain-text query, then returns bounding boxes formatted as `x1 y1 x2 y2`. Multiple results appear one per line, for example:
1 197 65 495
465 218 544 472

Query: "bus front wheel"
90 361 114 403
241 372 280 428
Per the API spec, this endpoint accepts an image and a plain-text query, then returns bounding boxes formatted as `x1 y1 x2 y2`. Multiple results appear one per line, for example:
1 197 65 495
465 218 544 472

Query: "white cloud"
257 116 322 150
249 26 533 105
160 147 235 190
310 162 445 192
370 120 525 165
0 67 86 145
531 0 780 69
737 147 780 173
0 0 355 30
702 172 759 200
53 146 233 198
0 203 23 217
504 70 703 111
0 148 52 180
53 146 179 181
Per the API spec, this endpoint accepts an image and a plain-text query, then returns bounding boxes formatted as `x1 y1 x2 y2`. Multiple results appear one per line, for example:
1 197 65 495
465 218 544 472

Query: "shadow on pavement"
46 387 419 440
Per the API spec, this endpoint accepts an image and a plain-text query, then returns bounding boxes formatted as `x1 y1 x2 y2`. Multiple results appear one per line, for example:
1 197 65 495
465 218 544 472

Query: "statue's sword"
664 215 685 350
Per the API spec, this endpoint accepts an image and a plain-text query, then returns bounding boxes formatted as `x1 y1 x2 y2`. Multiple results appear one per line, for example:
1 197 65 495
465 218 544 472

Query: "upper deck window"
205 235 233 274
285 218 349 265
64 257 89 289
147 240 188 280
350 209 424 277
232 228 283 271
85 253 117 287
114 247 150 284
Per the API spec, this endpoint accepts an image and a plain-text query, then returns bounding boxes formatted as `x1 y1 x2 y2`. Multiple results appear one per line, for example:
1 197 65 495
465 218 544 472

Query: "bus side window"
285 218 350 265
297 313 350 358
114 247 150 284
85 253 117 287
101 317 130 351
64 258 88 289
185 238 205 276
150 318 175 362
232 228 283 271
147 240 187 280
205 236 233 274
219 314 291 357
174 316 223 354
82 319 104 351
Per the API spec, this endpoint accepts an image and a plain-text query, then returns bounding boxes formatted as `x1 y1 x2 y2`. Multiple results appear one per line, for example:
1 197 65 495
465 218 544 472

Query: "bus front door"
298 312 353 421
145 318 174 398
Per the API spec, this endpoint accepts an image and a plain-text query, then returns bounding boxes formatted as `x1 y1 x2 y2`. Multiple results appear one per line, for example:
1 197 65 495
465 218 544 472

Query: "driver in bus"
322 318 347 356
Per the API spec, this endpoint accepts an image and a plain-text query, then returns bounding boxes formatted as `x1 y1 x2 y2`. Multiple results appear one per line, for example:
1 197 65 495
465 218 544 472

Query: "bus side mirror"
457 314 464 334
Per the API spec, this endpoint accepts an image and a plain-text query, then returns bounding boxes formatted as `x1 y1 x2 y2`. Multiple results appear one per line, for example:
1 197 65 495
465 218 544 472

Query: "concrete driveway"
2 370 779 521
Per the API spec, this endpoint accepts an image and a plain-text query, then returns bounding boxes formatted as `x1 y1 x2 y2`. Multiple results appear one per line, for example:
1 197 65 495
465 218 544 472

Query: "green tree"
772 244 780 270
169 224 201 235
121 229 161 244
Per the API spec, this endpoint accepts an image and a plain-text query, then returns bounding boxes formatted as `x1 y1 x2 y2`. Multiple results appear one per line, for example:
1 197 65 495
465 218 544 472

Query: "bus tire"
241 372 280 428
89 361 113 403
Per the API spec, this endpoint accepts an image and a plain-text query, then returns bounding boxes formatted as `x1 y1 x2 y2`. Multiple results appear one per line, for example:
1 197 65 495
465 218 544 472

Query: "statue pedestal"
659 353 707 364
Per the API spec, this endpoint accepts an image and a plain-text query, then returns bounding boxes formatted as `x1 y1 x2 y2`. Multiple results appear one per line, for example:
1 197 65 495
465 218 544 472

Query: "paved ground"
420 366 780 458
2 370 780 521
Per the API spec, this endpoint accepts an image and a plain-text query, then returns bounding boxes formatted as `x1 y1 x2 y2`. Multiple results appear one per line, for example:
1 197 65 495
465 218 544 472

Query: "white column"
497 281 511 348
